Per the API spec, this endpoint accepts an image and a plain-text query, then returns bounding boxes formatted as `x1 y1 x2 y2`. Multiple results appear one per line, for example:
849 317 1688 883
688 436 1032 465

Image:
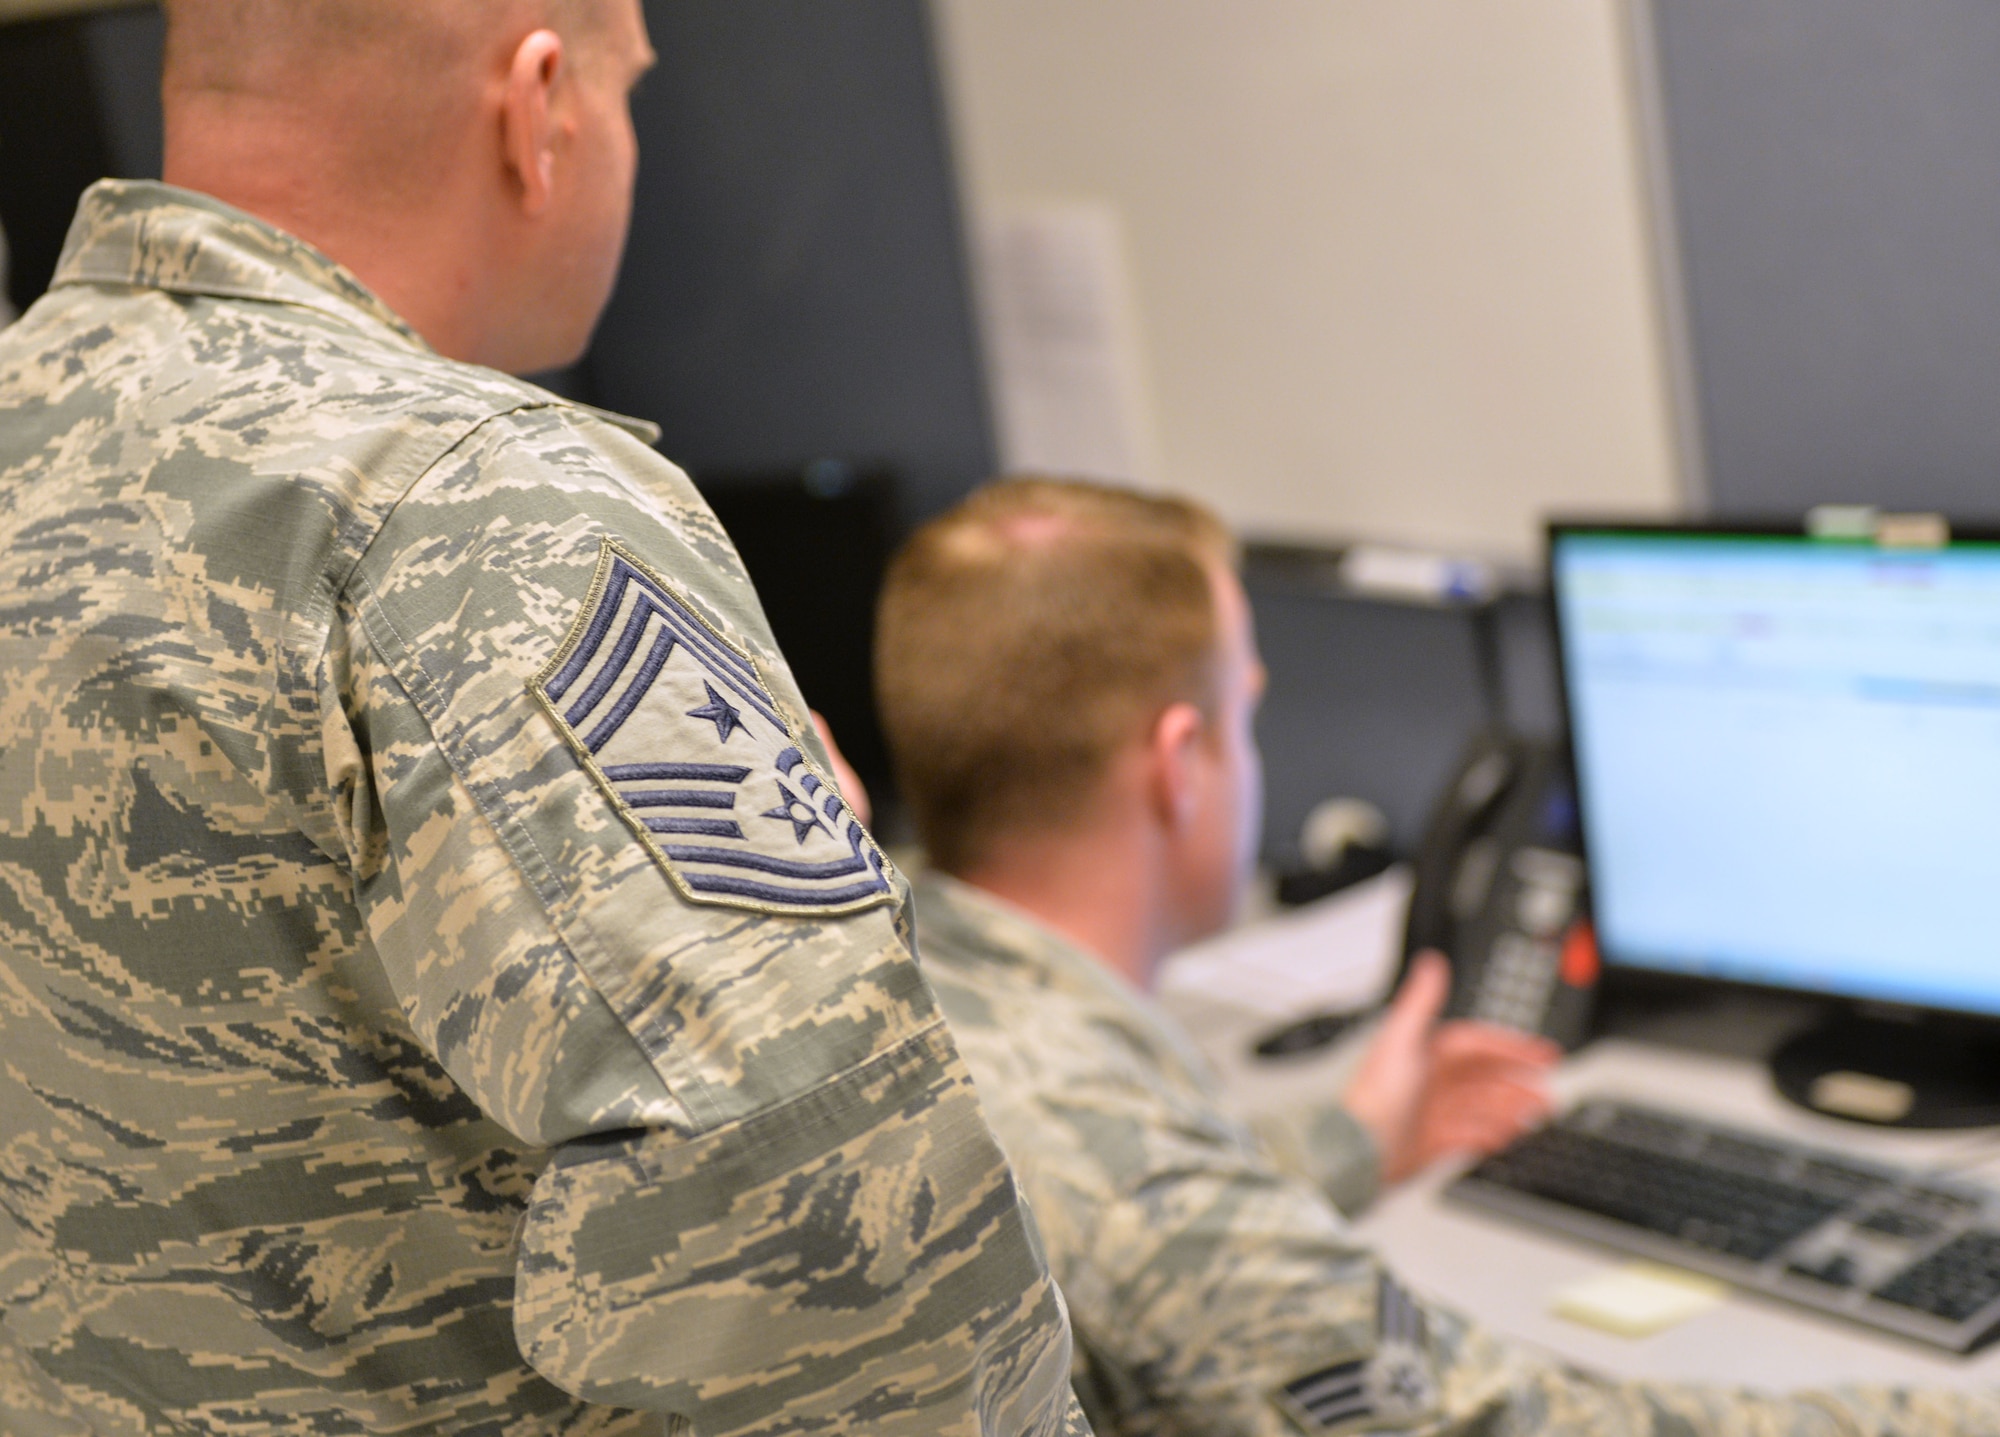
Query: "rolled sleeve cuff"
1252 1103 1382 1220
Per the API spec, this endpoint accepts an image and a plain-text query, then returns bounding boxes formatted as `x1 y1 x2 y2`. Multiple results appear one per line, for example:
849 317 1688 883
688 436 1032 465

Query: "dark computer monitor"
1549 520 2000 1125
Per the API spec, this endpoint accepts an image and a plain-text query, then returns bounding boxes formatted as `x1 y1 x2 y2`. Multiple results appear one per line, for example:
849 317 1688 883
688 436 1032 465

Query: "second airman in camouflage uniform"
876 477 2000 1437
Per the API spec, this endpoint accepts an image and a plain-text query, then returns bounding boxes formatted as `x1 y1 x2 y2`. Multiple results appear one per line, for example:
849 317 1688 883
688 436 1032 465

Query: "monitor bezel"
1544 515 2000 1029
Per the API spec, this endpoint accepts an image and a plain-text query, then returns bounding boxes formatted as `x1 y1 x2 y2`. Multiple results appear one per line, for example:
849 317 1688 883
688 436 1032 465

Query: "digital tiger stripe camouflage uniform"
909 868 2000 1437
0 179 1088 1437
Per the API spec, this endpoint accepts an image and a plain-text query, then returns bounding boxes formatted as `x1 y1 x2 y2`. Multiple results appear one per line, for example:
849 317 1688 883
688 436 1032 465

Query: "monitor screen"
1551 527 2000 1017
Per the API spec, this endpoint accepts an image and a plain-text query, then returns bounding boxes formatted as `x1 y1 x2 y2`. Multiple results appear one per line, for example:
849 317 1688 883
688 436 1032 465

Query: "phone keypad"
1474 931 1560 1031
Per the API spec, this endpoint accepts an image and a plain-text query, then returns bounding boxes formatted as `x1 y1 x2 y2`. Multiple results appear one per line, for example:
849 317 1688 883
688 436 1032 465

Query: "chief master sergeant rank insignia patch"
534 538 895 916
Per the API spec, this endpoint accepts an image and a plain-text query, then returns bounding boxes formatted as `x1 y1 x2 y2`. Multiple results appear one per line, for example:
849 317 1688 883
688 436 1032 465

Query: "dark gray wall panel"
1651 0 2000 521
1494 591 1563 740
85 3 163 182
0 5 159 312
1249 581 1493 862
588 0 995 524
3 2 994 529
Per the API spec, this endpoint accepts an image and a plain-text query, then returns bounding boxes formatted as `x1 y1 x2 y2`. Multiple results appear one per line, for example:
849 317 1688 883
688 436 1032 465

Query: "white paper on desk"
1157 866 1413 1021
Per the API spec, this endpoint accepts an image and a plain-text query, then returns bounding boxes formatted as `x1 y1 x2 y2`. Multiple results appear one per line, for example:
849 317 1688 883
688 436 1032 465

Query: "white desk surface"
1195 1011 2000 1393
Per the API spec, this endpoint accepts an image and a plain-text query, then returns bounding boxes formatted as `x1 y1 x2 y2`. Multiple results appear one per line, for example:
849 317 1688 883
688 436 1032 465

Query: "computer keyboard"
1447 1098 2000 1352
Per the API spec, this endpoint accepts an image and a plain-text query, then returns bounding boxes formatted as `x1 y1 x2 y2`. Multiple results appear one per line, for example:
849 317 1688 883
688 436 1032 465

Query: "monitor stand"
1771 1011 2000 1129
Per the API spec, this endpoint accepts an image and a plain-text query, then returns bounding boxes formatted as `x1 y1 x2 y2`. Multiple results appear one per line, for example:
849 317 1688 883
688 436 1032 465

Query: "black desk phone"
1401 731 1598 1050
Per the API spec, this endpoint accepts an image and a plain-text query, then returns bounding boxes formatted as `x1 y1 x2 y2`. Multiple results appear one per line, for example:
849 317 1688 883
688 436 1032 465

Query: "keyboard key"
1874 1232 2000 1323
1467 1125 1846 1261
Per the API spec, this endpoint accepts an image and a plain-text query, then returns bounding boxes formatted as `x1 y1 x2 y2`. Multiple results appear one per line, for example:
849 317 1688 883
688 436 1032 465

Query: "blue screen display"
1552 531 2000 1015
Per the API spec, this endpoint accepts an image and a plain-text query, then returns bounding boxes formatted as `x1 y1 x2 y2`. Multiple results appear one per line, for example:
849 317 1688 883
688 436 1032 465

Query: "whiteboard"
933 0 1689 562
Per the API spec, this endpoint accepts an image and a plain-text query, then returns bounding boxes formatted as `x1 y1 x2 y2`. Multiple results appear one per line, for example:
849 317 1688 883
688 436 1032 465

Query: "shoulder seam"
326 397 661 615
323 401 566 602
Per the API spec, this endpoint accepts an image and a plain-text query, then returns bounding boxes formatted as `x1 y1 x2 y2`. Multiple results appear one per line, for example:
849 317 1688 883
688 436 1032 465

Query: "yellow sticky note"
1551 1263 1729 1338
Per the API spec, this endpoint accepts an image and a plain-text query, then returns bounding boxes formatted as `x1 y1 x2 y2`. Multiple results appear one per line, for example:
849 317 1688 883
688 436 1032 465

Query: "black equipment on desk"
1450 1099 2000 1354
1400 731 1598 1050
1550 517 2000 1127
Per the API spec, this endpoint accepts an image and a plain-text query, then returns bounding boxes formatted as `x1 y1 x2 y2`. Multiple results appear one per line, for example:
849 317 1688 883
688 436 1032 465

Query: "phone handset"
1401 731 1598 1050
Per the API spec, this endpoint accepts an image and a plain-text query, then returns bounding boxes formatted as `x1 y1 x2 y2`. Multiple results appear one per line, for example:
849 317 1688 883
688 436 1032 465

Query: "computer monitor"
1549 520 2000 1125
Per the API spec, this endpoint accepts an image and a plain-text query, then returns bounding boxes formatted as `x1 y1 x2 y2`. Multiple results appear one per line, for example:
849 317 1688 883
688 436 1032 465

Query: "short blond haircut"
876 477 1238 873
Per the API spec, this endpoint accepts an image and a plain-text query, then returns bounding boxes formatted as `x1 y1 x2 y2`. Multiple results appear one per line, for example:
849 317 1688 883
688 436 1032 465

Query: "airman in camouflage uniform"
0 1 1089 1429
878 478 2000 1437
914 868 2000 1436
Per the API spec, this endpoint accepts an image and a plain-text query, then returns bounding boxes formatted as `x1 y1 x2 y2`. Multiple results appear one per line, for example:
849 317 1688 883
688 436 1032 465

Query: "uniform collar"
914 869 1226 1087
914 869 1146 1005
48 179 665 446
51 179 432 351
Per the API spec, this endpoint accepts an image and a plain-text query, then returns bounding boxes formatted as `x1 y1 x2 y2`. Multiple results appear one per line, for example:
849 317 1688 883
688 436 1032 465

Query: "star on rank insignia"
533 538 894 916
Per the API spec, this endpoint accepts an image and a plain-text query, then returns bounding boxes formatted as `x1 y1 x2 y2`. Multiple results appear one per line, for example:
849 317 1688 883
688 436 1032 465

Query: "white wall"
931 0 1687 563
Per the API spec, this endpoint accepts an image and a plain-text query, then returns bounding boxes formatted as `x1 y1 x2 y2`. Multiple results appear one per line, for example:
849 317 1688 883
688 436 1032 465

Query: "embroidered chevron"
1272 1275 1436 1434
534 539 894 915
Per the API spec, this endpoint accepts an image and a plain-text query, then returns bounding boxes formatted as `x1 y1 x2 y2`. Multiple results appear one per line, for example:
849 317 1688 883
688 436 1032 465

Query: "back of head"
161 0 612 85
161 0 589 190
164 0 476 82
163 0 510 150
876 477 1237 873
159 0 643 373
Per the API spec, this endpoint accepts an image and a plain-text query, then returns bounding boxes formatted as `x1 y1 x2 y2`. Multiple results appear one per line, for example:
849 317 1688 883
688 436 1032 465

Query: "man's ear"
501 29 565 216
1146 701 1209 831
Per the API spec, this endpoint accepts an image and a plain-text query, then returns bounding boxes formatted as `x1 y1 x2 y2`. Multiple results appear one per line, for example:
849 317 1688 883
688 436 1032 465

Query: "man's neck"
163 102 494 363
951 823 1167 990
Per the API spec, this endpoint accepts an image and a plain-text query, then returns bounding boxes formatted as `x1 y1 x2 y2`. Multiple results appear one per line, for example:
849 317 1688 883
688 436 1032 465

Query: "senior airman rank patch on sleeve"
1271 1275 1438 1434
534 538 895 916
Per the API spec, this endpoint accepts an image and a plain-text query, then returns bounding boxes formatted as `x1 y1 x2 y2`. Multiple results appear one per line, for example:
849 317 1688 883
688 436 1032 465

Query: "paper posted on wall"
973 202 1158 484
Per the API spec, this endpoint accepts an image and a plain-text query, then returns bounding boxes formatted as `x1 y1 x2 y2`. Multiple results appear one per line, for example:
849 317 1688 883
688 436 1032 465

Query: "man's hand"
1342 951 1558 1185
